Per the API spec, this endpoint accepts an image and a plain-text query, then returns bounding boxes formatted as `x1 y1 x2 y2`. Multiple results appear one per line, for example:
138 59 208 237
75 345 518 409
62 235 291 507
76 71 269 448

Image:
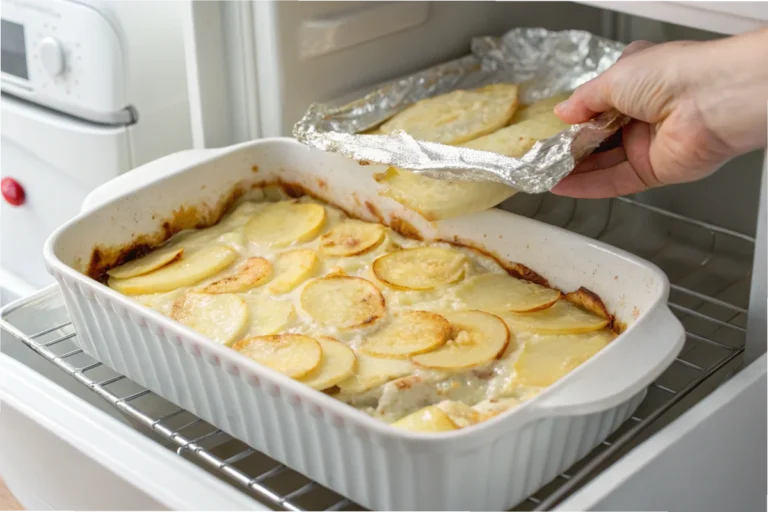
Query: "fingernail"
554 101 568 114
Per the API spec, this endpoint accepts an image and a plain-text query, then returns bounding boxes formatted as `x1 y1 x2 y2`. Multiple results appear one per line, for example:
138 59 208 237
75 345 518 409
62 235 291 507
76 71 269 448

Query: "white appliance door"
182 1 606 147
0 354 268 511
575 1 768 34
0 95 131 302
558 354 767 511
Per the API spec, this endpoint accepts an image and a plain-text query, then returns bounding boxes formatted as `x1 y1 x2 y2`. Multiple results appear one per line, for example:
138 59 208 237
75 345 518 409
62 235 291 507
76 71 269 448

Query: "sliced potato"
374 91 573 221
232 334 322 379
268 249 318 294
108 245 237 295
435 400 483 428
392 405 458 433
107 247 183 279
463 110 570 158
372 247 467 290
168 227 227 252
514 330 615 387
244 201 326 247
380 84 519 145
201 257 272 293
218 201 265 229
412 311 509 370
361 310 451 358
319 220 385 257
501 300 609 335
456 273 562 313
299 337 357 390
241 295 295 336
134 289 185 316
171 292 249 345
216 231 248 248
336 354 413 394
510 92 572 124
436 398 519 427
300 276 385 329
375 167 516 221
564 287 612 323
472 397 521 419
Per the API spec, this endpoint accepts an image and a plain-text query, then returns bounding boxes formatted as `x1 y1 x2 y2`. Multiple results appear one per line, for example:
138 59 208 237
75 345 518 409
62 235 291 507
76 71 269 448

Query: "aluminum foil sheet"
294 28 628 194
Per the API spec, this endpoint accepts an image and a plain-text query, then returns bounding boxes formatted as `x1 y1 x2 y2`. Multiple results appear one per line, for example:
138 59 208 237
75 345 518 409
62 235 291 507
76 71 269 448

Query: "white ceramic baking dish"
44 138 685 511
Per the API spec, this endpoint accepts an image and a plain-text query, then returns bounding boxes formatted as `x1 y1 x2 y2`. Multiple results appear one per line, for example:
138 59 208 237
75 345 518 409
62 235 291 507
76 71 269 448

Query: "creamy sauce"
123 189 610 427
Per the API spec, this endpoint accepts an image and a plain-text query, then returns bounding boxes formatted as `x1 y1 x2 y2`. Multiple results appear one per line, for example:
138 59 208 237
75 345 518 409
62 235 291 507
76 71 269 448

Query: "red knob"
1 177 25 206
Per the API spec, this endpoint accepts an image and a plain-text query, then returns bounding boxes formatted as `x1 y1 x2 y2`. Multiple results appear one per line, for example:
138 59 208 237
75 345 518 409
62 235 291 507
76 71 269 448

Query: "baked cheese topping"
107 189 616 433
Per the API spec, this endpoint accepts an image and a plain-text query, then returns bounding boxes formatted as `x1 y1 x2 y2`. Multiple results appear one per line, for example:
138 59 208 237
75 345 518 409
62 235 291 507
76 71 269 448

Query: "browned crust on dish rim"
85 178 620 334
85 183 251 284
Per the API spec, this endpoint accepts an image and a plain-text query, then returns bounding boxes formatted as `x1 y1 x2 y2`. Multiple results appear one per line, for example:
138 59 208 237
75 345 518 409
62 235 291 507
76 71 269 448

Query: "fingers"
551 121 660 199
554 40 656 124
550 160 650 199
620 40 656 59
554 83 609 124
570 147 627 174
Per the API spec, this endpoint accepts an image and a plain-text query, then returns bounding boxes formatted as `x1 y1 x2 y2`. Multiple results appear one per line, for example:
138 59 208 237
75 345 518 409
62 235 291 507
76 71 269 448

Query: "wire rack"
0 194 754 511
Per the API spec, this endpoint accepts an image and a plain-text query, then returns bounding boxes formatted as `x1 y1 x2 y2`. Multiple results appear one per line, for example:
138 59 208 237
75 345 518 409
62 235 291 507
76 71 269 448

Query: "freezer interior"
1 2 766 511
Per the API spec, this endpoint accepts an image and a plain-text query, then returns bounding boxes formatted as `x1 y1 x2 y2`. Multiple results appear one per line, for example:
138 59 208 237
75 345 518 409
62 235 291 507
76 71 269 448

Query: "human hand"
552 29 768 198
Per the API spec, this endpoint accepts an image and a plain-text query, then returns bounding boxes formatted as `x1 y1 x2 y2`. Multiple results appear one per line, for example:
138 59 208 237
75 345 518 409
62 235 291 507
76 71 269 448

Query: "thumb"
554 40 656 124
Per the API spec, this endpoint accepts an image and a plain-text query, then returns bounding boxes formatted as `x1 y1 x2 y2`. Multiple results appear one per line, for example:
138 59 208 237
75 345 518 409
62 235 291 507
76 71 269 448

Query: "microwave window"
1 20 28 80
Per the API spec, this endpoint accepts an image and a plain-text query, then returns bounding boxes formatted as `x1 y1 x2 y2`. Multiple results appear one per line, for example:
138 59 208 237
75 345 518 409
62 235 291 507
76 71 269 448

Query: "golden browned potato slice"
232 334 322 379
319 220 385 257
244 201 326 247
392 405 458 433
299 337 357 390
336 354 413 394
501 300 610 335
108 245 237 295
514 330 615 387
380 84 519 145
456 274 562 313
300 276 385 329
372 247 467 290
463 110 571 157
171 292 249 345
268 249 318 294
201 257 272 294
564 287 612 324
361 310 452 358
241 295 295 336
412 311 509 370
375 168 517 222
107 247 183 279
510 92 572 124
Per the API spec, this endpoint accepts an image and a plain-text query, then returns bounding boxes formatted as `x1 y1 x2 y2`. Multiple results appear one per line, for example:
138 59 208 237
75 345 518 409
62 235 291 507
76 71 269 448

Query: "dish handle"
81 149 221 213
528 305 685 418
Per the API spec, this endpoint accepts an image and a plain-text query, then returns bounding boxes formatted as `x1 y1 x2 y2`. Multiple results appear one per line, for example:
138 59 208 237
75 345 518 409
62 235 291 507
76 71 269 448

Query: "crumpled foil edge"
294 28 628 194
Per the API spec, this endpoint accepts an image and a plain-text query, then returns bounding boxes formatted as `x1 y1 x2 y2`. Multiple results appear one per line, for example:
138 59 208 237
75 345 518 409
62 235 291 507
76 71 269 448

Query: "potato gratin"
374 85 572 221
106 192 616 433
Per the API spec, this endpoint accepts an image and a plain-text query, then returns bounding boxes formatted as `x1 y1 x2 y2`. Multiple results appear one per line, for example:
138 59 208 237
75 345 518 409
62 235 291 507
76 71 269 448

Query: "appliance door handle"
299 2 430 60
528 305 686 418
81 149 220 213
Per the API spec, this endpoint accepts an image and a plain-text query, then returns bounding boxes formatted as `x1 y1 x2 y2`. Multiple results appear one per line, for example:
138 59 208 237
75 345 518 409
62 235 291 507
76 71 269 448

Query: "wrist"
690 29 768 154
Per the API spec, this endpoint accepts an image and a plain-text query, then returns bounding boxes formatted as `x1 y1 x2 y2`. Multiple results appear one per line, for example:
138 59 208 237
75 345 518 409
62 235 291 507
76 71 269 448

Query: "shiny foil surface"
293 28 628 194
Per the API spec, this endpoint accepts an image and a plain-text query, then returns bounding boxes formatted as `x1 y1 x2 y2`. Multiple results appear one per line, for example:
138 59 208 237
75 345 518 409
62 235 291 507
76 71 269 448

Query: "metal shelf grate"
0 195 752 511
